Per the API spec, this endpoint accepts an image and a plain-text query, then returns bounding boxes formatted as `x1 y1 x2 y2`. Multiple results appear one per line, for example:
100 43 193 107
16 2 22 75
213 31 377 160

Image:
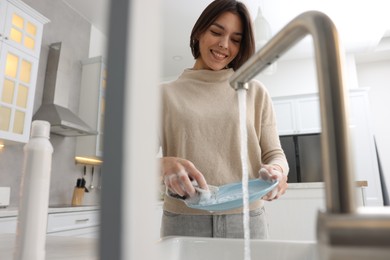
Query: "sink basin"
158 236 319 260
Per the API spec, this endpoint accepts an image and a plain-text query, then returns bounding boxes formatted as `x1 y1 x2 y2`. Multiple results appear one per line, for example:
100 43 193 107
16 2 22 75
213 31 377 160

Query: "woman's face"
194 12 243 71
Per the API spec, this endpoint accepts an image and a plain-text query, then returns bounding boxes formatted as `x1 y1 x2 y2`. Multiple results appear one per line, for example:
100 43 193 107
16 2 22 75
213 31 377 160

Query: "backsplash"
0 0 101 207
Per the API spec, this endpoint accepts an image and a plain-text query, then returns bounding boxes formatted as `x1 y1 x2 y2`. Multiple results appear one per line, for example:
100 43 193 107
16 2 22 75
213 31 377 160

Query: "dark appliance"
280 133 323 183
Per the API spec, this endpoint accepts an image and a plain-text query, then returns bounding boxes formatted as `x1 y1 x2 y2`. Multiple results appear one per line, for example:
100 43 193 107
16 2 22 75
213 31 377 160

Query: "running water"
237 88 251 260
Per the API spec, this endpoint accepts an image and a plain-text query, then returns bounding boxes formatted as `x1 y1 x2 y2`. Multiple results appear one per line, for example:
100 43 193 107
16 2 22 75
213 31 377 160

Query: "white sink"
158 236 319 260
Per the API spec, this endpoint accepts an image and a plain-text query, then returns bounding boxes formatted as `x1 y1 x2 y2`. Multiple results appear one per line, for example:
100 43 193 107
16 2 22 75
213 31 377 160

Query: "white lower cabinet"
0 209 100 237
0 216 17 234
264 183 366 241
46 210 99 238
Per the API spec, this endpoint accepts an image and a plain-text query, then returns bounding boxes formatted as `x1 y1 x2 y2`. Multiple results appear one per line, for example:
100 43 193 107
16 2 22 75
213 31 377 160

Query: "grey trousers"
161 207 269 239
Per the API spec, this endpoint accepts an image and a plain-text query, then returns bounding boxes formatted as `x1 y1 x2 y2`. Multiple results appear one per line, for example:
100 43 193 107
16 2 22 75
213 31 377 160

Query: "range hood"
33 42 97 136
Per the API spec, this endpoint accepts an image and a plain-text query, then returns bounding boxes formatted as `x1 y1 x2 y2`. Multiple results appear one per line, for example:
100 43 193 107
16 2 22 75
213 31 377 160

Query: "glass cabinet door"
0 44 37 142
2 3 44 58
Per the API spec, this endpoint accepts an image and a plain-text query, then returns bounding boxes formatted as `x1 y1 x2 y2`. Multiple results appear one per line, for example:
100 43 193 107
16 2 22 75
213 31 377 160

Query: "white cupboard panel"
273 99 296 135
47 211 99 234
295 97 321 133
0 216 17 234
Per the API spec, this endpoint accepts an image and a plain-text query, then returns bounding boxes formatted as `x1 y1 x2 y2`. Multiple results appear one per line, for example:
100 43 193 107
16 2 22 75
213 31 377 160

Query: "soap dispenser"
14 120 53 260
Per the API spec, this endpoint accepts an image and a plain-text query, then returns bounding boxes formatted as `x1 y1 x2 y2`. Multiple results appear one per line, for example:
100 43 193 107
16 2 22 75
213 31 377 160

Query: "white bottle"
14 120 53 260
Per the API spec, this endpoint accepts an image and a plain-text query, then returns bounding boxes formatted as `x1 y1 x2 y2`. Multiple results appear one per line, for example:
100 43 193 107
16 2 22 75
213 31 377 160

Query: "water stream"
237 89 251 260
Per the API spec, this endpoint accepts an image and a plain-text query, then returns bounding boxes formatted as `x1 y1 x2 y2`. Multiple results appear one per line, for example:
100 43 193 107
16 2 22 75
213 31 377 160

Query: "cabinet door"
0 44 37 143
76 57 106 158
273 99 296 135
295 96 321 134
273 96 321 135
2 3 44 58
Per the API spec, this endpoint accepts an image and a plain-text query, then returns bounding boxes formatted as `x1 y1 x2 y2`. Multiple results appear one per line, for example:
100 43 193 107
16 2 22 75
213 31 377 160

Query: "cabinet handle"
75 218 90 223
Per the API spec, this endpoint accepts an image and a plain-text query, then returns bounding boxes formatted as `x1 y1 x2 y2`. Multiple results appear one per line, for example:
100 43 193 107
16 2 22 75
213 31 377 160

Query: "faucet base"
318 244 390 260
317 209 390 259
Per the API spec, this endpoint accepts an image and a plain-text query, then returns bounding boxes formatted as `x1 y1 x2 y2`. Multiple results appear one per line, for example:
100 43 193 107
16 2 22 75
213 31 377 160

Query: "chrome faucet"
230 11 390 258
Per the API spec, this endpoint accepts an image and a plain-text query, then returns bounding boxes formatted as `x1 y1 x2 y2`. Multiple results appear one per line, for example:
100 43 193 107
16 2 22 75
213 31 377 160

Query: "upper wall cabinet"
0 0 46 58
76 56 106 159
0 0 49 145
273 94 321 135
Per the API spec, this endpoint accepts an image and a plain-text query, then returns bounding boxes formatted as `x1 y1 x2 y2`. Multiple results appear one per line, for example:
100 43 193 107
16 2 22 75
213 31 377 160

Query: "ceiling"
63 0 390 79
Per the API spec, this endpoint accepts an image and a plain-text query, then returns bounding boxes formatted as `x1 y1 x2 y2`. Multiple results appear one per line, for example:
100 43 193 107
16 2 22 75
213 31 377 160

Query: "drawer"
0 216 17 234
47 226 99 238
47 210 99 233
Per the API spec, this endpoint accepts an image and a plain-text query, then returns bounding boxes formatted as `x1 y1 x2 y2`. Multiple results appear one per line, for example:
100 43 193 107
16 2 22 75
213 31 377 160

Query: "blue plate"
185 179 279 212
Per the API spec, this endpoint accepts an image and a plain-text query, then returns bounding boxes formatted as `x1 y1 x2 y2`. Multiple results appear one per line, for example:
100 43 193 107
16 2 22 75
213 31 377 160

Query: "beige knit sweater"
160 68 288 215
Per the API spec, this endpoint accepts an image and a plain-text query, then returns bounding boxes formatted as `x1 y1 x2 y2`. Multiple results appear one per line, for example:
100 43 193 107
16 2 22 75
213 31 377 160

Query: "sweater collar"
179 68 235 83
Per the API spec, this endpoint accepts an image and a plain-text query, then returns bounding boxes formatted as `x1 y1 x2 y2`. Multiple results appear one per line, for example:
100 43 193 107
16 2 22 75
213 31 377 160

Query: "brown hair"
190 0 255 70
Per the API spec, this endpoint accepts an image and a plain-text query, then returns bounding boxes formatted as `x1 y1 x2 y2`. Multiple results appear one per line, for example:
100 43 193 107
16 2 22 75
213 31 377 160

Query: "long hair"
190 0 255 70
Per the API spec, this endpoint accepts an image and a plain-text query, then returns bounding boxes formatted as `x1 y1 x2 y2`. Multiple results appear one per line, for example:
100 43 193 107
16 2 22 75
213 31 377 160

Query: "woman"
159 0 288 239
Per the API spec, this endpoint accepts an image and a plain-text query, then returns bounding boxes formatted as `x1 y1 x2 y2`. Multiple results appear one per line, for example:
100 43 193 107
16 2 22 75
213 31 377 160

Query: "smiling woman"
159 0 289 240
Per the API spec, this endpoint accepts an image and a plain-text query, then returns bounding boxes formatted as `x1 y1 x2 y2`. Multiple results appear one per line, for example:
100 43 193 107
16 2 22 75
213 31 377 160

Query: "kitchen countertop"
0 205 100 218
0 234 97 259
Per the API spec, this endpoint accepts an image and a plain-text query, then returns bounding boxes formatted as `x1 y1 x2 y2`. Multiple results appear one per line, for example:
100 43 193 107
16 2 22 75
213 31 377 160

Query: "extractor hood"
33 42 98 136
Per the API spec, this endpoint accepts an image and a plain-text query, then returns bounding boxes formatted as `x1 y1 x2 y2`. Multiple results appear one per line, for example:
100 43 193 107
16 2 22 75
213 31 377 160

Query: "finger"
259 168 272 181
166 174 186 197
270 169 282 180
183 162 208 191
177 171 196 197
269 188 278 199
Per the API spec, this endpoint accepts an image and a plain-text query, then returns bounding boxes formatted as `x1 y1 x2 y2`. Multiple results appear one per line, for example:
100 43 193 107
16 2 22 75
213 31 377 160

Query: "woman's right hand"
160 157 208 197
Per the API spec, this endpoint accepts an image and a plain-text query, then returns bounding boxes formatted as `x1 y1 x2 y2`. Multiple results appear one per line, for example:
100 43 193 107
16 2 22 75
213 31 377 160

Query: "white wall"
255 55 360 97
356 60 390 189
255 58 317 97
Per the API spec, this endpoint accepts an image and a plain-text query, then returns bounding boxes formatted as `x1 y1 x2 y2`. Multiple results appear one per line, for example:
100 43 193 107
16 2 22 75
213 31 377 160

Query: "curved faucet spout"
230 11 355 214
230 11 390 252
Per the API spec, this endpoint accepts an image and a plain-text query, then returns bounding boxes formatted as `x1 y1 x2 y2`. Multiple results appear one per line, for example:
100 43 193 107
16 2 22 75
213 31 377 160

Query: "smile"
211 49 228 60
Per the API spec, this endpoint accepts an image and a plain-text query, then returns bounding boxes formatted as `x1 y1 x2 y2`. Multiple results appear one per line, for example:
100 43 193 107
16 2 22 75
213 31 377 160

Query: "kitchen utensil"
72 178 85 206
97 167 102 190
89 166 95 190
82 166 89 192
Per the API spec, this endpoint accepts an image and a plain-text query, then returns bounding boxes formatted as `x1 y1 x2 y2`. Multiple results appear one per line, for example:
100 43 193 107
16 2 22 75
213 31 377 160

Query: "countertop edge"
288 181 368 189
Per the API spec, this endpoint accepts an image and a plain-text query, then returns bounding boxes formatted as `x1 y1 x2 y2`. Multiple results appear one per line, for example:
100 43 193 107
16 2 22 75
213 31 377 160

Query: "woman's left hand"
259 164 288 201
